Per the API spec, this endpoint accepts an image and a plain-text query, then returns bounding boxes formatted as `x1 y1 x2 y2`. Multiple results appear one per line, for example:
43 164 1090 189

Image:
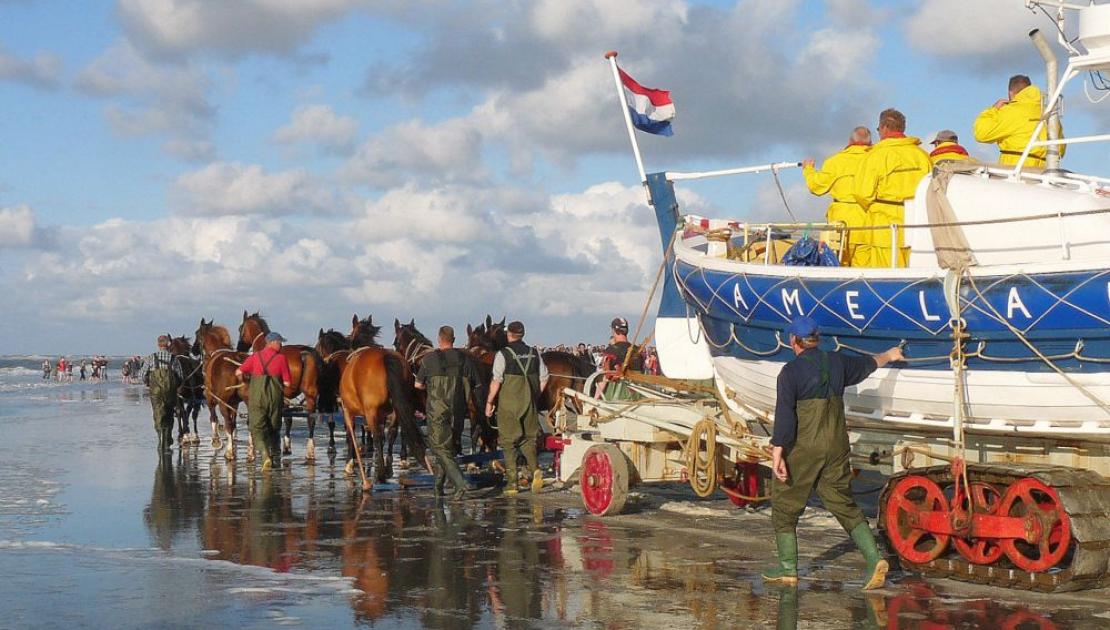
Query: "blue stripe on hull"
675 259 1110 373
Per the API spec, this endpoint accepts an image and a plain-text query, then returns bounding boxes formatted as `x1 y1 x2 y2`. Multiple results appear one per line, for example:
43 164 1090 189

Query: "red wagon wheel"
579 444 630 516
998 477 1072 573
953 481 1005 565
884 475 950 564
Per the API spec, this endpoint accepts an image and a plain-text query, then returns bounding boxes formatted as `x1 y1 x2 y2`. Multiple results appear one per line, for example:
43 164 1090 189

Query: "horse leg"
223 405 237 461
384 419 397 477
305 412 317 464
342 408 371 491
281 414 292 456
327 418 337 455
373 412 389 484
209 401 222 449
452 415 464 457
190 402 201 444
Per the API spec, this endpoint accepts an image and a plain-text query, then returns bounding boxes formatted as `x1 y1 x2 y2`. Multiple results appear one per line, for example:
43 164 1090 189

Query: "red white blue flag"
618 67 675 136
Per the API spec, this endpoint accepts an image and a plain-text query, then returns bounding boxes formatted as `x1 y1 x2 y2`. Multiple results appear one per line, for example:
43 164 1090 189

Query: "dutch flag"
618 67 675 136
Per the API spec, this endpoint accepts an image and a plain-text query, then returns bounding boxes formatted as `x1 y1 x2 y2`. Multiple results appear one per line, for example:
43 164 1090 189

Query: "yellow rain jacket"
803 144 870 266
929 141 970 166
972 85 1064 168
852 135 931 268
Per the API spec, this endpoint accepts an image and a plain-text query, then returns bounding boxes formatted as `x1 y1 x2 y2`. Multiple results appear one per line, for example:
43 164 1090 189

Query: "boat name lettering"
781 288 802 316
919 290 941 322
1007 287 1032 319
732 282 749 311
845 291 864 321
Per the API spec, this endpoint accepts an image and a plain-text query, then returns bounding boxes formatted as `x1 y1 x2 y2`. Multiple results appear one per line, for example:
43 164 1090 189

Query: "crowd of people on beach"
41 356 110 382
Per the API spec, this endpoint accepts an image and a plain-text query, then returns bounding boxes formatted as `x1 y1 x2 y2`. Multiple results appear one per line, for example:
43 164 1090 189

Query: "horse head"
349 314 381 349
194 318 231 354
169 335 193 357
316 328 350 357
238 311 269 352
393 319 430 357
466 322 495 353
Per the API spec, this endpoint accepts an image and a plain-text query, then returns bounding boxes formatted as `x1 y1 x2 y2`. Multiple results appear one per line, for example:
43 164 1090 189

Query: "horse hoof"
211 438 221 448
344 460 355 476
327 446 337 455
361 481 372 492
224 450 235 461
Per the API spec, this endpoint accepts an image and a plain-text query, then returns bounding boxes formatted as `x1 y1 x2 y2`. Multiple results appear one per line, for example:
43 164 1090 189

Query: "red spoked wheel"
720 461 762 508
884 475 951 564
579 444 630 516
998 477 1072 572
952 482 1005 565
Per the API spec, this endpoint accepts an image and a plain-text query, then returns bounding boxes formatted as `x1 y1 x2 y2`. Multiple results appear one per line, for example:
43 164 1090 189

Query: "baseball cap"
610 317 629 333
506 321 525 335
930 129 958 145
265 332 287 343
786 316 819 338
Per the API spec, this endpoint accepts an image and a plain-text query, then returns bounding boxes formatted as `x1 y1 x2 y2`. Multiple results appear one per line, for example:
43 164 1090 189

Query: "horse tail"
384 352 425 462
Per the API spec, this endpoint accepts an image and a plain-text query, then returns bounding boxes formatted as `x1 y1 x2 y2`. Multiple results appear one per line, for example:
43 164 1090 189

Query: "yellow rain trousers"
803 144 870 267
852 135 931 268
973 85 1064 168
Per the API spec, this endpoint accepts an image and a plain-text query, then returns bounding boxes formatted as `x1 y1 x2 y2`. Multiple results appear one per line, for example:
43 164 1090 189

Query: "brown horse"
192 319 247 460
339 314 427 490
236 312 323 462
168 335 205 446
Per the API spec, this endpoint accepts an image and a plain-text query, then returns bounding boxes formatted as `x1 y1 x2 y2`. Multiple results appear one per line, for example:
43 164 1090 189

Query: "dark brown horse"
314 328 352 455
192 319 247 460
169 335 205 446
339 314 427 490
237 312 323 462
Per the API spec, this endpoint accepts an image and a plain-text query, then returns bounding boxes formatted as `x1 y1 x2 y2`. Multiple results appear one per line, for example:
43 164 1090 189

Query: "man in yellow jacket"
803 126 871 266
973 75 1063 168
928 130 971 166
852 109 931 268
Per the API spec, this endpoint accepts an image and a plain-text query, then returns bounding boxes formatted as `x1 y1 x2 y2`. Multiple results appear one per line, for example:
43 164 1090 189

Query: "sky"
1 0 1108 355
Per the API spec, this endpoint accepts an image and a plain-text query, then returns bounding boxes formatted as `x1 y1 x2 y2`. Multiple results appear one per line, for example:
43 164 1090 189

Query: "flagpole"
605 51 647 184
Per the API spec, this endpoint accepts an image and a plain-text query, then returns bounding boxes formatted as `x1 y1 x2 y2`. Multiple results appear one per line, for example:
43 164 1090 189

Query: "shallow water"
1 376 1107 629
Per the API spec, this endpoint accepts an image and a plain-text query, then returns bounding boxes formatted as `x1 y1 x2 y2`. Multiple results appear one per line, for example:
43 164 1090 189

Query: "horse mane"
317 329 350 354
351 317 381 348
248 312 270 333
399 322 432 348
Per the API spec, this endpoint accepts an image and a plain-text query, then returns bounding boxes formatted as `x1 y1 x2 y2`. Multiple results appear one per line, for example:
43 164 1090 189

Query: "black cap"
610 317 629 333
507 320 525 335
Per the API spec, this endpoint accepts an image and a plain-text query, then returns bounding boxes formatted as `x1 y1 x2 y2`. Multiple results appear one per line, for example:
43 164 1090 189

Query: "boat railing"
684 204 1110 268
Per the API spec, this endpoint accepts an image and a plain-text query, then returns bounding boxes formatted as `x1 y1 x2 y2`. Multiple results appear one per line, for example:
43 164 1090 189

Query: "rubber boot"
433 471 446 498
850 523 889 590
503 466 519 496
761 532 799 584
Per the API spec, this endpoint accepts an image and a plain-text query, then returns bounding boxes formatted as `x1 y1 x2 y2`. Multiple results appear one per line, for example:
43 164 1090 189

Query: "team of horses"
169 312 593 491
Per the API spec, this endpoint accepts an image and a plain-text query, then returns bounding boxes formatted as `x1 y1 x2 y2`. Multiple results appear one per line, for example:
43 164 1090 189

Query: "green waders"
496 347 541 489
765 351 886 588
148 368 179 451
421 349 476 498
248 353 284 467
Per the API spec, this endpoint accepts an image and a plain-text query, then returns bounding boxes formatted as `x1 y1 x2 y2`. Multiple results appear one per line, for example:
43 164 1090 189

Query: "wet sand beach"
2 375 1109 629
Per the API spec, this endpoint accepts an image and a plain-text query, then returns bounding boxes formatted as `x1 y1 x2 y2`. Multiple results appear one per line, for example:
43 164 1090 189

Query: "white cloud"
172 161 350 216
0 43 61 88
272 104 358 154
0 204 37 247
342 118 487 187
903 0 1047 69
75 41 214 153
117 0 368 59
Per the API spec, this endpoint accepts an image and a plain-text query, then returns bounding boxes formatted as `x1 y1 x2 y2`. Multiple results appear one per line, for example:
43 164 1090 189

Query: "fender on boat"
646 172 714 380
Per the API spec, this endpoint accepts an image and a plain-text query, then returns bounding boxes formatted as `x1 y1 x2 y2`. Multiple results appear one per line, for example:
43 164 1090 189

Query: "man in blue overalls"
762 316 904 590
